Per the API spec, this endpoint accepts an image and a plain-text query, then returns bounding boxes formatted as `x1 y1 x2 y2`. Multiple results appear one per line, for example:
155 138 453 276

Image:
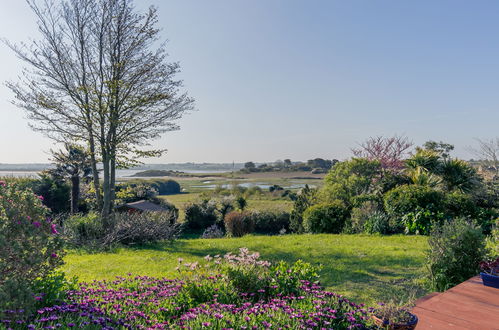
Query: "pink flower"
51 253 58 258
50 224 58 234
0 181 6 187
37 195 44 201
33 221 41 228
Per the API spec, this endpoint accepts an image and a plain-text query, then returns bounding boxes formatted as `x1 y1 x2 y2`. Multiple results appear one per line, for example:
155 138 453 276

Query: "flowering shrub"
2 248 374 329
0 181 65 316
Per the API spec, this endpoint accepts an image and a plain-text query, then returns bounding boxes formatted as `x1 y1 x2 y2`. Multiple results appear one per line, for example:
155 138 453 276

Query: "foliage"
405 149 441 173
201 224 225 239
148 179 181 195
348 201 379 233
440 158 481 193
303 201 349 234
372 301 415 325
184 200 218 230
115 183 158 204
235 196 247 210
63 212 105 246
321 158 381 207
290 185 318 233
479 257 499 276
401 207 445 235
426 218 486 291
224 211 255 237
64 211 181 247
384 184 444 218
104 211 181 246
364 211 391 235
49 143 92 214
31 271 78 310
31 173 71 214
423 140 454 159
252 210 291 235
0 181 65 316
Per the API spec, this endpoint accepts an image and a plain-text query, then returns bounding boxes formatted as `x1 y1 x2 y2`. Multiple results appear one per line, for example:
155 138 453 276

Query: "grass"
63 234 428 305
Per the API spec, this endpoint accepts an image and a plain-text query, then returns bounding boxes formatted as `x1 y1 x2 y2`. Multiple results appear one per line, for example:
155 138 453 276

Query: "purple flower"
33 221 41 228
51 224 58 234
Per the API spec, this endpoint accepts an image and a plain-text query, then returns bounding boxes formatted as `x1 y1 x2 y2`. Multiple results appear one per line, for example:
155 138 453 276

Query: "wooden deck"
412 276 499 329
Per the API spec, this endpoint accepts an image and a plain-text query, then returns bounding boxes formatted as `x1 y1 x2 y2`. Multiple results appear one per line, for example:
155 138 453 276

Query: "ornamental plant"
479 257 499 276
2 248 372 329
0 181 65 316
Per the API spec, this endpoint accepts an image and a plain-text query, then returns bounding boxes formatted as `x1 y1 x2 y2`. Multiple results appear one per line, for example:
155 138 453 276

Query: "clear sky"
0 0 498 163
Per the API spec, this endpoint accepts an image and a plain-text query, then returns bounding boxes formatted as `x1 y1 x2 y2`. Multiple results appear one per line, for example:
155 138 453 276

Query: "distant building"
116 200 169 213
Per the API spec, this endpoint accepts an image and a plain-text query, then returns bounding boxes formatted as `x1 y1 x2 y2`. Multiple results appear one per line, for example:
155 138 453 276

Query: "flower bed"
2 249 374 329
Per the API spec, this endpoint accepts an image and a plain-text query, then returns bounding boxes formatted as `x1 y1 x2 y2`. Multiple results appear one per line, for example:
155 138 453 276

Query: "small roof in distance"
118 200 167 212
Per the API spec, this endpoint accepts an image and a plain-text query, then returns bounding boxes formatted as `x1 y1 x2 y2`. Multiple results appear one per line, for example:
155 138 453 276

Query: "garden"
1 138 498 329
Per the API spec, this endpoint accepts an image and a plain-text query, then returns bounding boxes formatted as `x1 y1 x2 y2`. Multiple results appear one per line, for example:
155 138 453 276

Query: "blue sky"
0 0 498 163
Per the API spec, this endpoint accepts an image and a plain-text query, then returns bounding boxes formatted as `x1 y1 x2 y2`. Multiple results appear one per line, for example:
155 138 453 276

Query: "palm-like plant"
440 159 481 193
409 167 441 188
50 144 92 214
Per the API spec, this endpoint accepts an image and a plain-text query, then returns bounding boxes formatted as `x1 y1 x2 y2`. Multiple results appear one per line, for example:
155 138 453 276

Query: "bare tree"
351 135 413 171
6 0 194 224
469 138 499 173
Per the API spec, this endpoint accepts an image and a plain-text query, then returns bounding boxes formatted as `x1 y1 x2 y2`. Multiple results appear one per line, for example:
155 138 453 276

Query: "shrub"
115 183 158 204
235 196 247 210
104 211 181 245
349 201 379 233
224 211 255 237
252 210 290 235
0 181 65 316
401 207 445 235
63 212 104 246
184 200 218 230
150 179 181 195
426 218 486 291
364 211 391 234
303 201 349 234
384 184 445 217
289 185 317 233
201 224 225 239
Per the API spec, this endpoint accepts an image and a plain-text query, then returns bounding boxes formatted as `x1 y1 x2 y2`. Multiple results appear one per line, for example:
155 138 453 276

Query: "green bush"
364 211 391 234
401 207 445 235
64 212 104 246
426 218 486 291
289 185 317 233
252 210 290 235
184 200 218 230
0 181 65 316
384 184 445 217
224 211 255 237
349 201 378 233
303 201 349 234
150 179 181 195
384 184 445 234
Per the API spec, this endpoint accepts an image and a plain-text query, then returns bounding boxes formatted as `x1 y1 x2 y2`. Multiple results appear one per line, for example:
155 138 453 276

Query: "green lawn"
63 234 428 305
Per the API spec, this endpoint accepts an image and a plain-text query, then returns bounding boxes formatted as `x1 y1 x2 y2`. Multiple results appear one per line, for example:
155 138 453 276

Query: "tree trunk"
110 156 116 210
88 136 102 209
101 153 112 228
70 176 80 214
